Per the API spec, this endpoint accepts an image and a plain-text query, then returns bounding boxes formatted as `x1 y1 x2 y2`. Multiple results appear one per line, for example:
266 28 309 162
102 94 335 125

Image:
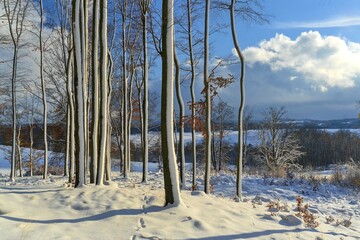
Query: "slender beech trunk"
91 0 100 184
73 0 86 187
83 0 89 177
105 50 114 182
204 0 212 194
63 0 71 177
39 0 48 180
122 2 129 178
230 0 245 199
10 46 18 182
96 0 108 185
64 105 70 176
140 0 150 183
17 124 22 177
66 48 75 184
186 0 197 189
161 0 182 206
29 123 34 176
174 43 186 189
4 0 29 182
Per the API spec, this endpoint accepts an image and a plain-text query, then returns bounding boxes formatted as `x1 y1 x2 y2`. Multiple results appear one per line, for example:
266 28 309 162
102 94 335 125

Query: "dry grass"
295 196 319 228
330 163 360 189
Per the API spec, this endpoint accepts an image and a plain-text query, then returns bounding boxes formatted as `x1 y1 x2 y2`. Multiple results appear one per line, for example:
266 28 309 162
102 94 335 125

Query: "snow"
0 145 359 239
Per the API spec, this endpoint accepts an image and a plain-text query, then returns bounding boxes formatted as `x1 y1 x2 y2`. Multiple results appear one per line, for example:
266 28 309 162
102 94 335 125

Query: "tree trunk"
39 0 48 180
73 0 86 187
96 0 108 185
10 45 18 182
29 123 34 176
66 48 75 184
91 0 100 184
83 0 89 177
204 0 212 194
161 0 182 206
186 0 197 190
17 124 22 177
122 2 130 178
174 43 186 189
230 0 245 199
141 1 149 183
64 105 70 177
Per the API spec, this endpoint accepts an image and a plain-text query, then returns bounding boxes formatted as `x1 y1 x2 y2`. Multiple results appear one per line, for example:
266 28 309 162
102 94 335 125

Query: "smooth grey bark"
230 0 245 199
65 104 70 176
122 1 130 178
66 47 75 184
140 0 150 183
106 49 114 182
91 0 100 184
72 0 86 187
82 0 89 177
96 0 108 185
174 43 186 189
38 0 49 180
57 0 71 177
28 105 34 176
161 0 182 206
203 0 212 194
16 123 22 177
186 0 197 190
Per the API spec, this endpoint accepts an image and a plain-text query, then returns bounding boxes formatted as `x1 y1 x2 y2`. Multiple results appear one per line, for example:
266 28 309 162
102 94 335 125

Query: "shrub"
295 196 319 228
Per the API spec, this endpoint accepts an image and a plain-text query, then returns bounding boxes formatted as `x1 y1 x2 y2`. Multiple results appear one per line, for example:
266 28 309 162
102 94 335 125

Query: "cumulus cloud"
243 31 360 91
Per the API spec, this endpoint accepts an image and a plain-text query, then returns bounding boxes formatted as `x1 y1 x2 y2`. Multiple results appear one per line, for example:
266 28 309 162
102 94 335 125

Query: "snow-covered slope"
0 169 359 240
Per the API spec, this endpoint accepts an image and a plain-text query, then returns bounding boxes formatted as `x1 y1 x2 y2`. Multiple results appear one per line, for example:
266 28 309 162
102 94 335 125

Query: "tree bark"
174 42 186 189
230 0 246 199
186 0 197 190
140 0 150 183
91 0 100 184
73 0 86 187
96 0 108 185
39 0 49 180
204 0 212 194
161 0 182 206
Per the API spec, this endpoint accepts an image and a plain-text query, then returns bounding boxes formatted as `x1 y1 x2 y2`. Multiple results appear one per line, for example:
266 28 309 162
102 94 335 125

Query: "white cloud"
243 31 360 91
275 16 360 29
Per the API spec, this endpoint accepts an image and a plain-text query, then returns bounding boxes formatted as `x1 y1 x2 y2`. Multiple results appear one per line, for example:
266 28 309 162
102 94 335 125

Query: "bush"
330 162 360 189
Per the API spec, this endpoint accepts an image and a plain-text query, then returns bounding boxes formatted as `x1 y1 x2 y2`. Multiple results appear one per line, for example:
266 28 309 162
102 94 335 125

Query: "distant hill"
288 118 360 129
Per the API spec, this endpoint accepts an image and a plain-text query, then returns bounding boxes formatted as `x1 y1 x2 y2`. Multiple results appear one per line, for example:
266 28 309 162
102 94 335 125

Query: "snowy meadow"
0 145 359 239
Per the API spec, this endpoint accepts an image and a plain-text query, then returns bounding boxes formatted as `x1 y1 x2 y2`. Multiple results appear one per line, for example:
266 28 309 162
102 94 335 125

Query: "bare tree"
230 0 245 200
139 0 151 183
161 0 182 206
72 0 87 187
256 107 304 174
211 101 234 172
96 0 109 185
203 0 211 194
174 37 186 189
91 0 100 184
3 0 30 182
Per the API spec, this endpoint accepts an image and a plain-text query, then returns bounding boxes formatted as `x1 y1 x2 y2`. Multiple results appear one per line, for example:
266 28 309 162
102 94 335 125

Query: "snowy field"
131 129 360 147
0 154 359 239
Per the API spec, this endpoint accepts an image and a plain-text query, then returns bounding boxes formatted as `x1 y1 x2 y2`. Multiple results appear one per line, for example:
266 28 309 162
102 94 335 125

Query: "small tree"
212 101 234 172
256 107 304 175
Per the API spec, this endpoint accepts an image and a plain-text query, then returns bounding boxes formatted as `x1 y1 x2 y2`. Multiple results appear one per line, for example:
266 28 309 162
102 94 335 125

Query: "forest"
0 0 359 239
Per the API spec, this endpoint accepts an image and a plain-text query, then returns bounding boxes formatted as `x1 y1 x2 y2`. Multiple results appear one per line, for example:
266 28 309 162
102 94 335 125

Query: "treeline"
294 129 360 168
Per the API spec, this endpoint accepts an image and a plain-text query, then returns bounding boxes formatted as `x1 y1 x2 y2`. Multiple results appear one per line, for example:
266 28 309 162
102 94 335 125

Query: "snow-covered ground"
0 156 359 239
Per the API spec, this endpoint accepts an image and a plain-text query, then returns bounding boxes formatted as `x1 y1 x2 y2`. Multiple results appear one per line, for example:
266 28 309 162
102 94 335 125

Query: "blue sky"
209 0 360 120
2 0 359 121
